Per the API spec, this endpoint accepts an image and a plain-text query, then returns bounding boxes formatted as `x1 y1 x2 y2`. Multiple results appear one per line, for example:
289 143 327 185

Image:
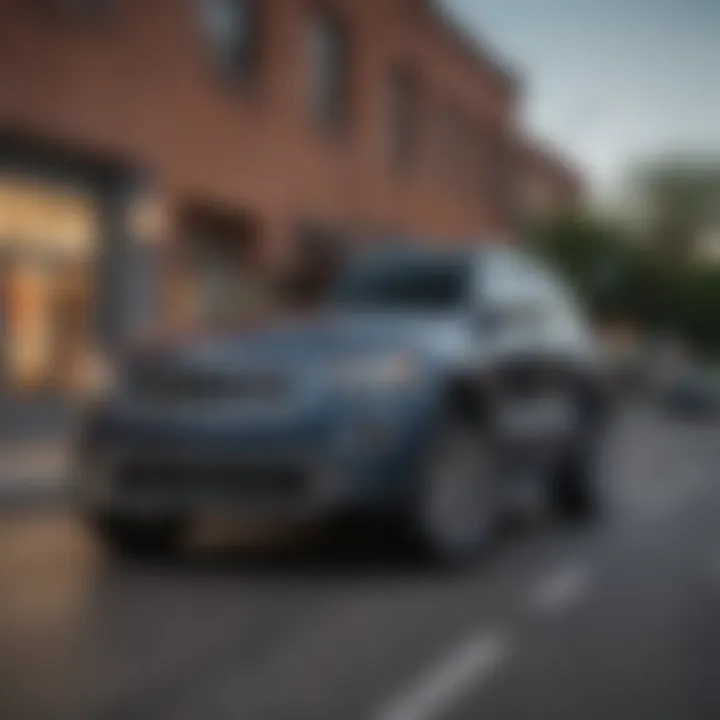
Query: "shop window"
281 223 347 305
0 176 96 394
175 204 266 327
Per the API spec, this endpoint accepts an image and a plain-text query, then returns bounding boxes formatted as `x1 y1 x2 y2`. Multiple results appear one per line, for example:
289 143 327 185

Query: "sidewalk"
0 438 70 509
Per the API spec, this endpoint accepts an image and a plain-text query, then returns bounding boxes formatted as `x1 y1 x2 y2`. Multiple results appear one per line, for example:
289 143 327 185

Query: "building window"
389 67 420 170
174 204 266 327
437 103 463 188
455 113 476 193
36 0 113 20
489 137 516 222
434 103 483 196
200 0 262 88
308 11 350 132
280 223 347 306
474 128 491 201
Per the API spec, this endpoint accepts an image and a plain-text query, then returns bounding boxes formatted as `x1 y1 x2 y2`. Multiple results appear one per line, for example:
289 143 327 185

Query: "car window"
521 259 589 348
542 279 589 345
482 251 532 303
480 251 545 341
333 254 471 311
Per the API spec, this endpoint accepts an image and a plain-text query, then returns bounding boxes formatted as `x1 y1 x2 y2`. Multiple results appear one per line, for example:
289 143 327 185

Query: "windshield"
332 254 471 311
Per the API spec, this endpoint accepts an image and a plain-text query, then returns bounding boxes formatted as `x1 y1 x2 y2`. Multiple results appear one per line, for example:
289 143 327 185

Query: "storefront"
0 174 97 395
0 141 349 405
0 136 164 407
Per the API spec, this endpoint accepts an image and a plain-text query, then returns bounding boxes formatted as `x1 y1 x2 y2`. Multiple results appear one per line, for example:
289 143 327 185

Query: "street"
0 405 719 720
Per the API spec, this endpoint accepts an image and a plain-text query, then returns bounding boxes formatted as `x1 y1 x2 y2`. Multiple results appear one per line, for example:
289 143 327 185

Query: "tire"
409 418 498 566
551 441 604 523
89 512 188 559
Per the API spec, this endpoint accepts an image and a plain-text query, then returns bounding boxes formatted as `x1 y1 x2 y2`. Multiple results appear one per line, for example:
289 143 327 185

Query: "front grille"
129 369 294 405
118 461 309 501
496 362 545 399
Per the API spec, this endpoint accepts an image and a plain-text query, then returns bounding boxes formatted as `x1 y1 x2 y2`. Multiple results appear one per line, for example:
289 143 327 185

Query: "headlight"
330 353 423 394
76 351 119 402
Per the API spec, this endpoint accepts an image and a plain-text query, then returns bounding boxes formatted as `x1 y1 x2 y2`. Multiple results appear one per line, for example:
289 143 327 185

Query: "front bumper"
75 392 437 517
77 451 340 517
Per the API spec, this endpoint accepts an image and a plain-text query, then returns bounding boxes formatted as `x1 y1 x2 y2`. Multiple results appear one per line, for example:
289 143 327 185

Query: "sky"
446 0 720 199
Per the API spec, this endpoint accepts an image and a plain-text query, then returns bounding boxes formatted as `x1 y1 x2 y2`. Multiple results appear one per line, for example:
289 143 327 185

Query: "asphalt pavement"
0 405 719 720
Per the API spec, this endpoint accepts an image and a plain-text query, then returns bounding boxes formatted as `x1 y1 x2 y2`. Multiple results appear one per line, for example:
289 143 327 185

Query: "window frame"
35 0 114 23
199 0 264 92
388 64 421 172
307 8 352 135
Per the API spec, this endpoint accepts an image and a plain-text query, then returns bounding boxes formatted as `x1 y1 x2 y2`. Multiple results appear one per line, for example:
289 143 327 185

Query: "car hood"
127 311 473 374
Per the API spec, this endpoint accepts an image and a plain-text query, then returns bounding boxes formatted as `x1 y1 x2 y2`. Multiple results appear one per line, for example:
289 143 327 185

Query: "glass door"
0 175 97 396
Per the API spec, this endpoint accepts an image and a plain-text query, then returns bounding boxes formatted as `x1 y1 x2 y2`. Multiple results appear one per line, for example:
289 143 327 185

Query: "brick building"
0 0 571 397
518 140 584 224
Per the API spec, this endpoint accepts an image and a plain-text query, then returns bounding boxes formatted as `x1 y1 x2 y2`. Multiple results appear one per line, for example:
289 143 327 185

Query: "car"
661 370 720 419
75 243 611 565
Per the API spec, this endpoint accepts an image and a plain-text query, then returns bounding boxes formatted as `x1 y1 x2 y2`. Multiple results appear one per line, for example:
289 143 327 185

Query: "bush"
674 268 720 356
531 214 720 356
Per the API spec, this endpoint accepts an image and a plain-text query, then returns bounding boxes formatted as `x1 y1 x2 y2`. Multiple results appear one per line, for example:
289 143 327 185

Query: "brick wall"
0 0 520 259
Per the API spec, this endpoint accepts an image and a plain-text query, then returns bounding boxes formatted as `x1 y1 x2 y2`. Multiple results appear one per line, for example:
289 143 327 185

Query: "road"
0 405 719 720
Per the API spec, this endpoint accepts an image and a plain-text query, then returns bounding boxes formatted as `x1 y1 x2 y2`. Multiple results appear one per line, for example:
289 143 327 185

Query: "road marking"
530 562 592 616
375 630 510 720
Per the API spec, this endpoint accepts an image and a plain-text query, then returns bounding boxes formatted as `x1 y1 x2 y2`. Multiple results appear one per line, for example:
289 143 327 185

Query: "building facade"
0 0 564 398
518 141 584 225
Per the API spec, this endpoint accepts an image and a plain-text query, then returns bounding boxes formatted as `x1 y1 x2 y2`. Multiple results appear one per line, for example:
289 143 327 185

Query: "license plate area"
497 396 576 439
117 460 311 502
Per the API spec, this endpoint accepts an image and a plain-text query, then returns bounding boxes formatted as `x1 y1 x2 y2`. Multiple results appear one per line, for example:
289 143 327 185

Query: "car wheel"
89 513 188 559
551 439 604 523
410 419 498 566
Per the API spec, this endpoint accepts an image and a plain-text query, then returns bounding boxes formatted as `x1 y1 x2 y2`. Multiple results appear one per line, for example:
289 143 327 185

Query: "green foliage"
632 157 720 267
532 213 720 355
675 267 720 355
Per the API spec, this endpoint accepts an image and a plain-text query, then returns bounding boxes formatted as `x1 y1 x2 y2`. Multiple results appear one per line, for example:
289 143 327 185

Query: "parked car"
75 243 612 565
661 369 720 419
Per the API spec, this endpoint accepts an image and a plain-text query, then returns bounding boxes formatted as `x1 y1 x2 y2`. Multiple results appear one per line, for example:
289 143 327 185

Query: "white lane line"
375 630 510 720
529 562 592 616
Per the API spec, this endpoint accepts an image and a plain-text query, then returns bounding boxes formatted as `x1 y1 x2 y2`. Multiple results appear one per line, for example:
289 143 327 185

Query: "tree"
532 213 648 324
630 156 720 268
532 210 720 355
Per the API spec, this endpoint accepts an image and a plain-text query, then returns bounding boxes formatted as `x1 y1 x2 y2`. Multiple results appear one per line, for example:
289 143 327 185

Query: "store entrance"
0 175 96 396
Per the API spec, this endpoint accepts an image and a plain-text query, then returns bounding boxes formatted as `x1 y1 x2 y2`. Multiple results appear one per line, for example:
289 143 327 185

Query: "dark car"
661 370 720 419
75 244 611 564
